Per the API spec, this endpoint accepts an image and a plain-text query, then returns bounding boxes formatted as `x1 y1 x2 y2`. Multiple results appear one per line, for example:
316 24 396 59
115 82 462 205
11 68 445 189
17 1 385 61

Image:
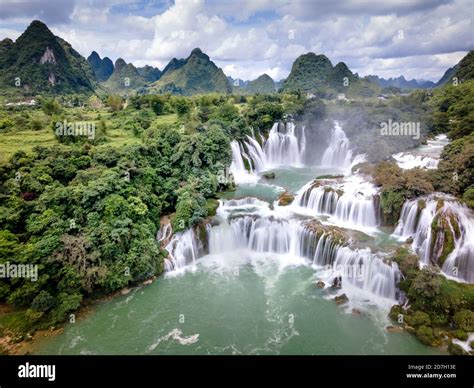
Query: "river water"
34 122 445 355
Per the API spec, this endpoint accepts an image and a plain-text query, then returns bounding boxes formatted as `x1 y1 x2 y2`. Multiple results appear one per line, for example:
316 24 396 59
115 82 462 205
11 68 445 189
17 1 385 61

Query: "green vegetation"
373 162 433 224
281 52 380 98
152 48 232 95
390 247 474 352
246 74 276 94
0 21 96 96
103 58 147 93
87 51 114 83
0 91 299 346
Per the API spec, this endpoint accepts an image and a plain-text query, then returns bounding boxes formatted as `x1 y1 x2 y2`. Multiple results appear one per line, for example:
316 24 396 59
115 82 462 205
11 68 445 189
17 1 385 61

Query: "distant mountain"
0 20 96 94
137 65 161 82
436 50 474 87
282 53 333 92
365 74 435 90
152 48 232 95
275 79 285 91
87 51 114 82
246 74 276 94
161 58 186 76
328 62 358 91
228 76 247 88
102 58 147 92
282 52 379 97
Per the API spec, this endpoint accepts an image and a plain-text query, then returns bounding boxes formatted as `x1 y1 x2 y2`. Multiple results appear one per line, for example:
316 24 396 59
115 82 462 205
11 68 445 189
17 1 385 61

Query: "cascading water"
229 122 306 182
328 247 400 300
264 122 305 167
163 196 400 301
394 195 474 283
164 228 205 271
229 141 258 184
320 121 354 170
392 153 439 169
291 175 379 230
392 134 449 170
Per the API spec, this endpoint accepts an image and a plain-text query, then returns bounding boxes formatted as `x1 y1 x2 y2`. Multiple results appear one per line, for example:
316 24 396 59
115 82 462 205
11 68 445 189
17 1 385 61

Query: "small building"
337 93 347 101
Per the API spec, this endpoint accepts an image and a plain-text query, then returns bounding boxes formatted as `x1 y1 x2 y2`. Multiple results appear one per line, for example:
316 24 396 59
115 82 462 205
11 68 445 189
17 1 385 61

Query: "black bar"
0 356 471 387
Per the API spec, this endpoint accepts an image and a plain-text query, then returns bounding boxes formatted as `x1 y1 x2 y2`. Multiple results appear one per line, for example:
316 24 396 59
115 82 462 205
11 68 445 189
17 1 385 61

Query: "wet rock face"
303 219 348 246
262 172 275 179
334 293 349 304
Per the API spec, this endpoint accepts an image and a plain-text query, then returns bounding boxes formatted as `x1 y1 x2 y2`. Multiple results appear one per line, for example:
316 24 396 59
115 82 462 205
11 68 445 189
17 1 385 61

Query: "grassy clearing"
0 108 179 164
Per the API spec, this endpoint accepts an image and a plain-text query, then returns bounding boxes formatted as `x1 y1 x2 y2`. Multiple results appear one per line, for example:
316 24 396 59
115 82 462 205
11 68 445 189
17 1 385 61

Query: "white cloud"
0 0 471 81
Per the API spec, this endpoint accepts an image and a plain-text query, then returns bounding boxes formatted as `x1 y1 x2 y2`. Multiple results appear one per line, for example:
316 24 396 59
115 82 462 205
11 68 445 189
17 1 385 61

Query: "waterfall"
157 222 172 243
207 214 398 299
320 122 353 170
164 191 400 301
208 216 323 258
229 141 258 184
164 228 205 271
392 153 439 169
329 247 400 300
392 134 449 170
263 122 305 168
291 175 379 229
394 195 474 283
229 122 306 180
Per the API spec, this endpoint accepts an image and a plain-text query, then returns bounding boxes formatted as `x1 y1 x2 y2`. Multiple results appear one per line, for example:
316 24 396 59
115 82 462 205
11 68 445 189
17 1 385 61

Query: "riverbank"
0 275 160 355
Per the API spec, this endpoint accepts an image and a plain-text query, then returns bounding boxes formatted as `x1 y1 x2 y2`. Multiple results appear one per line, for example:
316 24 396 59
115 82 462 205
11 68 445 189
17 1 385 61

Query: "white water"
230 121 365 184
320 122 354 170
229 141 259 184
394 195 474 283
392 153 439 169
392 134 449 170
291 175 379 231
164 228 203 272
326 247 400 300
264 122 305 168
164 195 400 303
229 122 306 183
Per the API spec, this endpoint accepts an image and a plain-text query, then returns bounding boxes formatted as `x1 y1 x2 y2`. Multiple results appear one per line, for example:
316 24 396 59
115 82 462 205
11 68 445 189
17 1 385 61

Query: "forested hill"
0 20 96 95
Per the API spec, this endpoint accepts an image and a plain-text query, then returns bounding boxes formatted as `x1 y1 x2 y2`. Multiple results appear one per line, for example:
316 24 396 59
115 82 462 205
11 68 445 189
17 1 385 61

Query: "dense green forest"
0 92 297 339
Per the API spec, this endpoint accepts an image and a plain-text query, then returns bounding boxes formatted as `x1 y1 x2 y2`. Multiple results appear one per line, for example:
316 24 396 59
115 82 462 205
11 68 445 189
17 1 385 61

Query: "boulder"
386 325 403 333
121 287 131 295
331 276 342 289
263 172 275 179
334 293 349 305
278 191 294 206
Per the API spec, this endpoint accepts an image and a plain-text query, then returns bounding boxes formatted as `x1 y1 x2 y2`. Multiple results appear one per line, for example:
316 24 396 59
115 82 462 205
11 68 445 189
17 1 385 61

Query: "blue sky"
0 0 472 81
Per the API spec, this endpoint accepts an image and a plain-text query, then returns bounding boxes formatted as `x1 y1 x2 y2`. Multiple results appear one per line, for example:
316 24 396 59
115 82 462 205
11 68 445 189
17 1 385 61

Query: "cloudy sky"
0 0 472 81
